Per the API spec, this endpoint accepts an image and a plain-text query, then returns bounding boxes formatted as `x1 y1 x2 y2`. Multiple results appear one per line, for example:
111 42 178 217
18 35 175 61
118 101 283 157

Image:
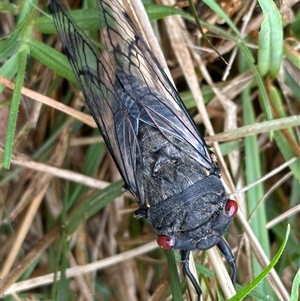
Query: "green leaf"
242 84 273 297
258 17 271 77
66 180 123 235
2 0 39 168
36 9 101 34
269 86 300 181
28 39 76 83
257 0 283 77
53 232 70 301
290 268 300 301
36 4 193 35
3 48 28 169
145 4 192 21
166 251 184 301
228 225 290 300
283 44 300 71
0 2 20 15
0 53 19 93
289 10 300 40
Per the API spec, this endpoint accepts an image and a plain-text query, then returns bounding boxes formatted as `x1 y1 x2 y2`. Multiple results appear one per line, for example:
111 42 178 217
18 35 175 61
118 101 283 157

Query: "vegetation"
1 0 299 300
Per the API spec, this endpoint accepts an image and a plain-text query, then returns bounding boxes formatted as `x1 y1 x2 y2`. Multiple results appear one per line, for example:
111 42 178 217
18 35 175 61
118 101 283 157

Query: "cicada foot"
134 206 149 219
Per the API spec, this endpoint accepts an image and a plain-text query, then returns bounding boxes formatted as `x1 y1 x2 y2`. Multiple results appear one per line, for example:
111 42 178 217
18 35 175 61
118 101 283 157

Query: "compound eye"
225 199 238 217
157 235 175 250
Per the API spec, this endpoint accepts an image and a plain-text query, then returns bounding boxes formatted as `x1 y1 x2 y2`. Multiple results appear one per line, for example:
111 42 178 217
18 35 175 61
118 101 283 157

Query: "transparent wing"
50 0 214 204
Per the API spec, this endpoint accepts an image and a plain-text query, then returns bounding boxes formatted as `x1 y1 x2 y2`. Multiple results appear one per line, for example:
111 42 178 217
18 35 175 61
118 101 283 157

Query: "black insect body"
50 0 238 299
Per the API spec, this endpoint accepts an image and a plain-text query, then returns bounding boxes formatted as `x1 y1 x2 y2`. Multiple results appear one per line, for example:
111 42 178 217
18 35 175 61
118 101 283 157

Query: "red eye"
225 199 238 217
157 235 175 250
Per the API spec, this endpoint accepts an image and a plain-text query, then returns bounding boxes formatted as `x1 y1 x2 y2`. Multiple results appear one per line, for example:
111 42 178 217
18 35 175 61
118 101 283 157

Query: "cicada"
50 0 238 298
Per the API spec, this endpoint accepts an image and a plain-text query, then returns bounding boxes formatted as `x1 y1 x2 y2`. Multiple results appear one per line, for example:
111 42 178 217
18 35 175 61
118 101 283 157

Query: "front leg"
180 250 202 301
217 237 237 285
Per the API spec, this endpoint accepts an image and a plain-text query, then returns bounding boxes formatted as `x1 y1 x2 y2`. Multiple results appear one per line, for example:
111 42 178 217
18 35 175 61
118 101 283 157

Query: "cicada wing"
50 0 142 200
95 0 213 169
51 0 215 206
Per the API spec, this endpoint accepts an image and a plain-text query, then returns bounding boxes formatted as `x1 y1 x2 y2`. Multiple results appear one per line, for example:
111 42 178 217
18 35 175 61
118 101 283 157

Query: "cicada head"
149 175 238 251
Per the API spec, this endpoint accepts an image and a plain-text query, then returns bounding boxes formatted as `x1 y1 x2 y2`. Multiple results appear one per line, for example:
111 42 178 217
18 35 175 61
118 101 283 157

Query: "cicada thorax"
136 122 213 204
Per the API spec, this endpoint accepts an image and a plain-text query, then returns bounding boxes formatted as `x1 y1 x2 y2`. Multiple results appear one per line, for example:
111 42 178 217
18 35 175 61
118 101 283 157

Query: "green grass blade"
241 82 272 296
290 268 300 301
229 225 290 300
36 9 109 34
283 43 300 71
269 86 300 180
3 48 28 168
238 37 279 294
0 53 19 93
28 39 76 83
165 250 184 301
66 180 123 235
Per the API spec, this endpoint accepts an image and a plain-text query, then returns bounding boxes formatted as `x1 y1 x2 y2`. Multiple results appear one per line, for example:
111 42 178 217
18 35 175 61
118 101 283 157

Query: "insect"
50 0 238 299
